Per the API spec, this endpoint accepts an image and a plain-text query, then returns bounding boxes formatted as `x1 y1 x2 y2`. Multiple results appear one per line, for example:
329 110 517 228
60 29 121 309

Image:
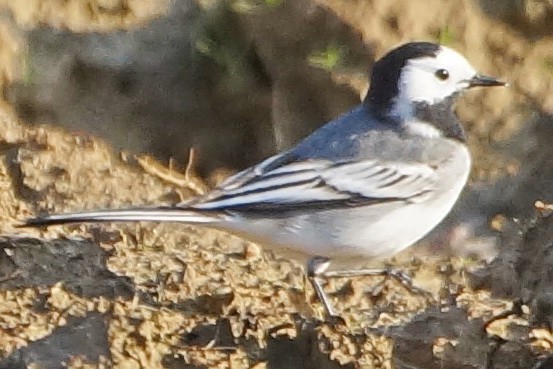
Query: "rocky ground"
0 0 551 368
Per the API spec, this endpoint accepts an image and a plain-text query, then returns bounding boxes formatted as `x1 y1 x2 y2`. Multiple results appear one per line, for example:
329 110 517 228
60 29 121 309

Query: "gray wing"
190 152 437 211
215 150 297 190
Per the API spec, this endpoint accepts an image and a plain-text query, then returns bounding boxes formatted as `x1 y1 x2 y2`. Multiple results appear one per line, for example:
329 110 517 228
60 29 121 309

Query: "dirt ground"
0 0 551 369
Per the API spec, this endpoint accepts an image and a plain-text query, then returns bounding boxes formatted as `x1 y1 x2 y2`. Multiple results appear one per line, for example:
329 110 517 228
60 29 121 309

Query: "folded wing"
191 156 437 211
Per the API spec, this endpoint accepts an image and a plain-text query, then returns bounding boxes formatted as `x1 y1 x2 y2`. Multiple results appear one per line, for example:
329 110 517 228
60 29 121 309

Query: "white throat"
403 119 443 138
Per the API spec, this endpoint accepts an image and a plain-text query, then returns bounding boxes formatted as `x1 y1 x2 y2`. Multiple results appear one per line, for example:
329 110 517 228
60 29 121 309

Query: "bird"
22 42 507 319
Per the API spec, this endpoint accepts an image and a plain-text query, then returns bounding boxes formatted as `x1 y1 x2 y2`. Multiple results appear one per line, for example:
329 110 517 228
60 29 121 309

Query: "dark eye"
435 69 449 81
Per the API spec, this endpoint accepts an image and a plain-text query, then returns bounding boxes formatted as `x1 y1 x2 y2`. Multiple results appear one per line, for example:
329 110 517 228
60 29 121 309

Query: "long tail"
20 206 222 227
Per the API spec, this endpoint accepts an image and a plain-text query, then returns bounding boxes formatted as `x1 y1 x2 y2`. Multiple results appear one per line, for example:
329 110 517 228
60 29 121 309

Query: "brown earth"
0 0 551 368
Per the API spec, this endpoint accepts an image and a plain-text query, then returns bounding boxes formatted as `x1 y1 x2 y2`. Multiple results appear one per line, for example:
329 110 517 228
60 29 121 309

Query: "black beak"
468 74 507 88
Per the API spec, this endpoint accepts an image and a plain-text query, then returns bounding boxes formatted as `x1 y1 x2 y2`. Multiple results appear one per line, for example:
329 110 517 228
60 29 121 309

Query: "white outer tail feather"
23 208 220 227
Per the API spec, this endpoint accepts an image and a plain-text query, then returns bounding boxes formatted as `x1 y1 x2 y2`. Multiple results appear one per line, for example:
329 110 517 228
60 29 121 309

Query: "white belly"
222 144 471 265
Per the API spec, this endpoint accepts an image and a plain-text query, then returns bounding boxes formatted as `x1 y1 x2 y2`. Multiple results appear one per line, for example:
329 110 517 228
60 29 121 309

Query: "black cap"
365 42 441 110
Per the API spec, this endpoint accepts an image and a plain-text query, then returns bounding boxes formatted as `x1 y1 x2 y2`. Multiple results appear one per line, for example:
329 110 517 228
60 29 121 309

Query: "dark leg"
306 256 340 319
323 267 431 298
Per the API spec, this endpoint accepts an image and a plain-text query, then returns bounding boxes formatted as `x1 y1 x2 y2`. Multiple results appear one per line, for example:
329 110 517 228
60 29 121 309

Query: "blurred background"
0 0 552 253
0 1 553 368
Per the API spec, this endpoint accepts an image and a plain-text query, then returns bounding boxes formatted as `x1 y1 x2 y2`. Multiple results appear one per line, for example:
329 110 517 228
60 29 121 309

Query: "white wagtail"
23 42 506 318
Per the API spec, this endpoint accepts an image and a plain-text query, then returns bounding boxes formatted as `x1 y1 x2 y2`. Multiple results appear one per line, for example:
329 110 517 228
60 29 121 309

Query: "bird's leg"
306 256 341 320
323 267 431 298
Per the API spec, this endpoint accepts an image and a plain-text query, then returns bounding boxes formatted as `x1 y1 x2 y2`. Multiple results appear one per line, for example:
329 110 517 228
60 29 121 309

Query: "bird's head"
365 42 506 122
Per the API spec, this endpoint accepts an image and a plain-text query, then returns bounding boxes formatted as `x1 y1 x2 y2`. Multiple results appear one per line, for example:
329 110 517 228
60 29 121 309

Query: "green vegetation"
437 26 456 45
308 43 345 71
20 52 37 86
263 0 283 7
543 57 553 73
229 0 283 13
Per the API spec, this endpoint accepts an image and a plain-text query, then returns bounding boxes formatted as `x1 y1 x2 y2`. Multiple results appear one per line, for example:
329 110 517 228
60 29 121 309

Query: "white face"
391 46 477 118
